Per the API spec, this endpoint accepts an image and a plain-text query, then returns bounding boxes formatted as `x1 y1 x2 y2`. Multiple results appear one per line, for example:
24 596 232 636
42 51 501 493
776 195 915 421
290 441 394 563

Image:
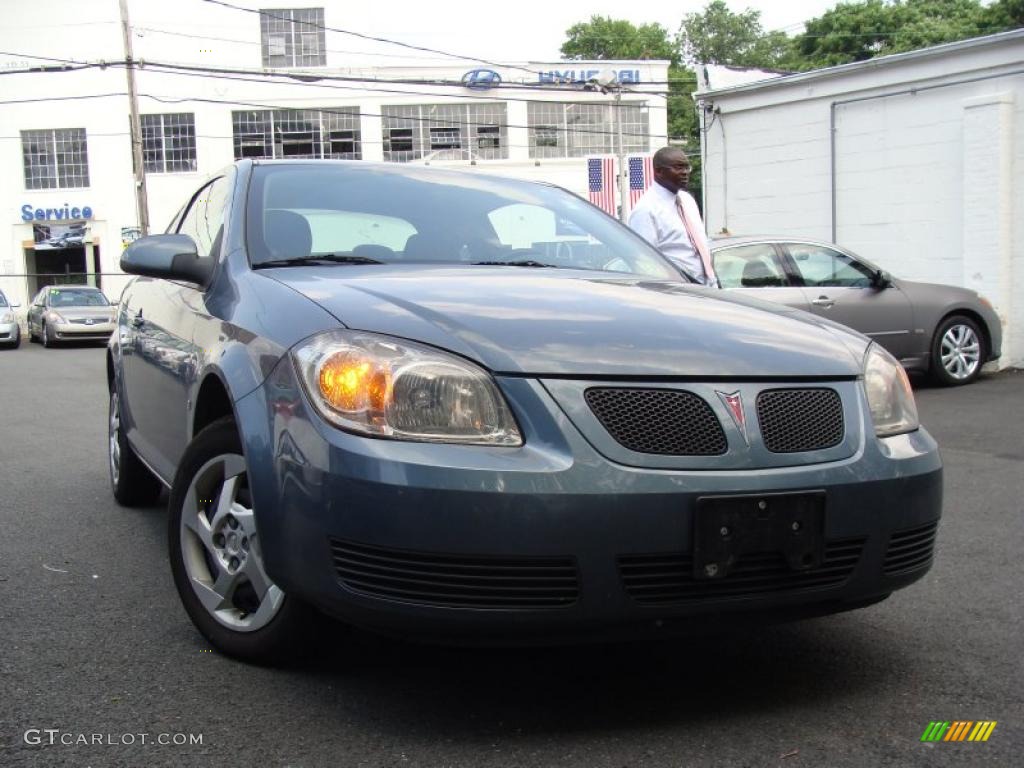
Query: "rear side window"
713 244 787 288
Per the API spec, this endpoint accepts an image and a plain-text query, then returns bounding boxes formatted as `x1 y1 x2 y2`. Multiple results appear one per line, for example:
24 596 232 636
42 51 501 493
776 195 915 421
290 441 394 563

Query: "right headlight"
291 330 522 446
863 343 919 437
48 311 67 324
0 312 13 324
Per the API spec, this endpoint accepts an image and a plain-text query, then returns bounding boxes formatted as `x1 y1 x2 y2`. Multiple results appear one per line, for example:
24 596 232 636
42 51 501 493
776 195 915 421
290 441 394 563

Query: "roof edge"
696 28 1024 99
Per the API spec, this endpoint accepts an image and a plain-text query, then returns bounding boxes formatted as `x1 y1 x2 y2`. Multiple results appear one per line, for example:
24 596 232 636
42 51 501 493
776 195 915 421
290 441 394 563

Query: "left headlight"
292 330 523 446
0 312 14 324
863 344 919 437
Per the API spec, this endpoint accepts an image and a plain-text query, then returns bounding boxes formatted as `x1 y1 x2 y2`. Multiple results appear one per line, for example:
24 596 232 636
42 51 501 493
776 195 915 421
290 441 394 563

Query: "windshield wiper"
471 260 558 268
253 254 382 269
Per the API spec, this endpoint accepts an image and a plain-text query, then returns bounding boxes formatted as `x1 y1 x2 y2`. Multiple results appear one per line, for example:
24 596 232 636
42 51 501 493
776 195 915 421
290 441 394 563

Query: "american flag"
628 154 654 208
587 156 616 216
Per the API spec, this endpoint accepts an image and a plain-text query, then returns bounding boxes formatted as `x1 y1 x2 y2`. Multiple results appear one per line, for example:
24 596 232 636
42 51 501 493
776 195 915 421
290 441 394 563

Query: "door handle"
811 297 835 308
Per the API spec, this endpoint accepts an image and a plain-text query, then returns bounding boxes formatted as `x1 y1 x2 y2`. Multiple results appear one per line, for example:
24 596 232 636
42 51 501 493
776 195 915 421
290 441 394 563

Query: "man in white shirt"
627 147 717 286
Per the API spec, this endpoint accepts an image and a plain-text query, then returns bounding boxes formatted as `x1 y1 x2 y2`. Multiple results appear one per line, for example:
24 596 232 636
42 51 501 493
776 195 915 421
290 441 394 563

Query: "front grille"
619 538 864 605
884 521 938 575
585 388 727 455
757 388 844 453
329 538 579 609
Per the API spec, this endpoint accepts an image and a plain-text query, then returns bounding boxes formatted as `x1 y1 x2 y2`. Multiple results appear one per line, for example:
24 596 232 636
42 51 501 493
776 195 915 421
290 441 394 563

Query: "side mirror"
872 269 892 289
10 302 20 308
121 234 213 287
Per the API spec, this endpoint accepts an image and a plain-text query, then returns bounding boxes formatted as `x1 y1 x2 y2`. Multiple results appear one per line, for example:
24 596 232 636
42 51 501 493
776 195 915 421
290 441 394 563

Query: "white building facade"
0 0 668 309
696 30 1024 368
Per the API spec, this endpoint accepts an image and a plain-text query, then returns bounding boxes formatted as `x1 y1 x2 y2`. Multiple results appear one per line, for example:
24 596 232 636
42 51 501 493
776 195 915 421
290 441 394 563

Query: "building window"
527 102 650 159
260 8 326 67
381 104 508 162
231 108 361 160
21 128 90 189
141 113 197 173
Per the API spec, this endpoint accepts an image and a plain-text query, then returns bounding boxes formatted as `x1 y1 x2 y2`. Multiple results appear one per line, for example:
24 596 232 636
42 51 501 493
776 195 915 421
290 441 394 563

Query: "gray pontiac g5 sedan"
108 160 942 664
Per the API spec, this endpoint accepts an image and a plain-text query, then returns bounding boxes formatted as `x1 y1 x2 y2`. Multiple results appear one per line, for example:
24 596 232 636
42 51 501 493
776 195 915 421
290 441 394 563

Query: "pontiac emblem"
717 390 749 446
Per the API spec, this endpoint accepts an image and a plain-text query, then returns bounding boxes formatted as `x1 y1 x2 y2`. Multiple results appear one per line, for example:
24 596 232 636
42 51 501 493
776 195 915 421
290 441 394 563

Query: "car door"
120 175 232 480
712 242 813 312
783 242 915 360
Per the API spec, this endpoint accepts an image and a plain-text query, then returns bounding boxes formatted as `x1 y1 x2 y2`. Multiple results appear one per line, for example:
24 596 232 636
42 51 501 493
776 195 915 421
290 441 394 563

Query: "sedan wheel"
42 322 54 348
168 417 313 664
931 315 984 386
109 389 162 506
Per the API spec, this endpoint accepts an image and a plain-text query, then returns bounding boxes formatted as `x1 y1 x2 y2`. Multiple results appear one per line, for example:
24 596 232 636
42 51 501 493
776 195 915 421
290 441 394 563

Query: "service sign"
21 203 94 222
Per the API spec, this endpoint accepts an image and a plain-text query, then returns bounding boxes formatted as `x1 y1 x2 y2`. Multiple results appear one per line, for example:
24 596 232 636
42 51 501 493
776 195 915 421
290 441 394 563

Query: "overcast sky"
312 0 843 64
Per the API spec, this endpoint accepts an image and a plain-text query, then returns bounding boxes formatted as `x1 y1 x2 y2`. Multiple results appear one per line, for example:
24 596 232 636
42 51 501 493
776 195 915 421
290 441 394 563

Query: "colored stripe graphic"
969 722 997 742
921 721 996 742
921 722 950 741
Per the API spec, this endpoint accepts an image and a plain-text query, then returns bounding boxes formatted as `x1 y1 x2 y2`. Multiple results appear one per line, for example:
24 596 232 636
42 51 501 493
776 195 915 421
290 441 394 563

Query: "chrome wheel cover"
179 453 284 632
940 323 981 381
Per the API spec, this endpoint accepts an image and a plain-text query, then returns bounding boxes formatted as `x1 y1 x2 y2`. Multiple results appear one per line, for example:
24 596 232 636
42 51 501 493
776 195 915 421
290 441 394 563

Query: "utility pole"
614 89 628 223
119 0 150 236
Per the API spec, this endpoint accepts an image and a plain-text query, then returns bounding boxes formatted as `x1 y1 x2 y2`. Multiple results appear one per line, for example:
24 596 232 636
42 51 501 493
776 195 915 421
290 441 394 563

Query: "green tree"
561 16 679 62
793 0 991 69
678 0 793 67
981 0 1024 28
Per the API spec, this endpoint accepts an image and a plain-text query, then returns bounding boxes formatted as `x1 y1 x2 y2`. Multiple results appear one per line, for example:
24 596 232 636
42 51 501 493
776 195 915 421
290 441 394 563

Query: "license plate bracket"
693 491 825 580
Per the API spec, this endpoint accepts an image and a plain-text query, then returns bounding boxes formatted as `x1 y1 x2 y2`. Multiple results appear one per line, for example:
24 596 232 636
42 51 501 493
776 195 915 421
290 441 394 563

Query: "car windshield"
0 294 7 308
246 163 681 280
49 289 108 307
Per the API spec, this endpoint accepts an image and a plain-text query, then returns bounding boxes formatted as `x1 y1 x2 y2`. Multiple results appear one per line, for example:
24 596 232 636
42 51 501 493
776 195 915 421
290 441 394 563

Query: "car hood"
264 266 867 377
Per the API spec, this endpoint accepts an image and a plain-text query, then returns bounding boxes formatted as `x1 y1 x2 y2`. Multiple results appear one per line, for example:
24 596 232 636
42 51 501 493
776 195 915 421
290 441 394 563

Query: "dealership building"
0 0 668 309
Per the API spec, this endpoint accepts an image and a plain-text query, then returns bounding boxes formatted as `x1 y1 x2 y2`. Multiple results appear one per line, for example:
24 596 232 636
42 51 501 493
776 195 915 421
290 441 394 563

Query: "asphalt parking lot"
1 342 1021 768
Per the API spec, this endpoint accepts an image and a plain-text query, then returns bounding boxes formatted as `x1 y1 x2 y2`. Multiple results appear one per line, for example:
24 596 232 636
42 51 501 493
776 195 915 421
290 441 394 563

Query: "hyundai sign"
461 69 502 90
539 69 640 84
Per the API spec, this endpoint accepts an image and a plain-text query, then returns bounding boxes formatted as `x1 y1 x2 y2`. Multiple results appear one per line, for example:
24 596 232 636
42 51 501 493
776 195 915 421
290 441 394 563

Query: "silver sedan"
26 285 116 347
712 236 1002 386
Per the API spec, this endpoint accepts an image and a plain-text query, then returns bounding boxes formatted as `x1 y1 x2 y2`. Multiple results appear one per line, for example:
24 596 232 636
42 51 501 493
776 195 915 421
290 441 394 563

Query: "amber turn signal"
317 352 391 413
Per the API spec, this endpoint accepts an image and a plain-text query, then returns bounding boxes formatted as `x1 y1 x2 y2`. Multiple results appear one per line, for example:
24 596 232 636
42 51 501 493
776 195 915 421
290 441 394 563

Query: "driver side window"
788 244 872 288
177 175 232 261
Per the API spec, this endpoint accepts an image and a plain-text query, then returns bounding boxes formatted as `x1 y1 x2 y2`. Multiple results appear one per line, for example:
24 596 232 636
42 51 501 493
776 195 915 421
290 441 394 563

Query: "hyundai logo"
461 69 502 90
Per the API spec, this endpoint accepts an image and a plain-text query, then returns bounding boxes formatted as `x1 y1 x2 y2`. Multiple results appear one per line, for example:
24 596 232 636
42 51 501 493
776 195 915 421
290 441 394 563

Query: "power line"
0 55 680 112
201 0 552 79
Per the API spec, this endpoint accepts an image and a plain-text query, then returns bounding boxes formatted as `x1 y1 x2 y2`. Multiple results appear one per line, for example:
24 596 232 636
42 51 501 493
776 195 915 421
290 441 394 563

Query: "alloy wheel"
179 453 283 632
109 392 121 486
940 323 981 381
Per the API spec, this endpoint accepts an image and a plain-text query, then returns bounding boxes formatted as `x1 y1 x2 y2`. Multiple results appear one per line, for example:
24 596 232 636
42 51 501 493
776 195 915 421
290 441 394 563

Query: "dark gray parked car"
711 236 1002 386
109 160 942 664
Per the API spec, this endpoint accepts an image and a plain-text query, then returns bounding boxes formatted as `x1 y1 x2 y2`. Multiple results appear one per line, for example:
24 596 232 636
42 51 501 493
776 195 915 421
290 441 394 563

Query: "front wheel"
931 315 985 386
168 417 314 664
42 322 54 348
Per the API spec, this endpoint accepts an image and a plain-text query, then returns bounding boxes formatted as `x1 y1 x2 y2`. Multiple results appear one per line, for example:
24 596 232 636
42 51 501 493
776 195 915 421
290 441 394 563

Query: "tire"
28 322 38 343
10 329 20 349
931 314 985 387
108 389 163 506
42 322 54 348
168 417 314 664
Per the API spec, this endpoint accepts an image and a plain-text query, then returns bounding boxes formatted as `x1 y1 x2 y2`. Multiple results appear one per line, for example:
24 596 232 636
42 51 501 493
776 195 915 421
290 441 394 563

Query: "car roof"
710 235 837 248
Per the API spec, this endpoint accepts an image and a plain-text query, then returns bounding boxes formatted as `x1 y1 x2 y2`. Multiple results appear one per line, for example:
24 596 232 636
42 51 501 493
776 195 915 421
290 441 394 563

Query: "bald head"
652 146 692 194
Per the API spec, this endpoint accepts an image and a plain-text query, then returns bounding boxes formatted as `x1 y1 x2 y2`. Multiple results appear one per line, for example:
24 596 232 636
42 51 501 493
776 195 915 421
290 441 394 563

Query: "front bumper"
51 320 115 340
0 321 19 342
237 364 943 643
